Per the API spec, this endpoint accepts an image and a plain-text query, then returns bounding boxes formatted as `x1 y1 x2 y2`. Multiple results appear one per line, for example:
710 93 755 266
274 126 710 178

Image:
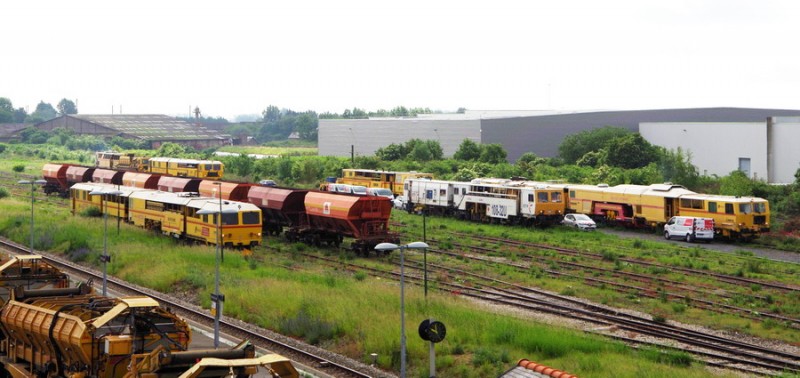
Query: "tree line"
0 97 77 124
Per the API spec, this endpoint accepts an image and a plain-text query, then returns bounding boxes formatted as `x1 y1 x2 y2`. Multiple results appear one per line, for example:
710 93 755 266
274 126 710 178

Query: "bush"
12 164 24 172
80 206 102 217
277 303 342 345
0 187 8 200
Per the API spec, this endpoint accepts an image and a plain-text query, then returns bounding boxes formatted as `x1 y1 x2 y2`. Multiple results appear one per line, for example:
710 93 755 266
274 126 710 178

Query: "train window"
528 194 534 202
221 213 238 225
680 198 704 209
739 203 752 214
552 192 562 203
754 202 766 213
569 190 576 199
145 201 165 211
440 189 446 196
462 188 467 195
538 192 548 203
242 212 260 225
725 203 734 214
708 202 717 213
205 164 212 170
426 190 433 199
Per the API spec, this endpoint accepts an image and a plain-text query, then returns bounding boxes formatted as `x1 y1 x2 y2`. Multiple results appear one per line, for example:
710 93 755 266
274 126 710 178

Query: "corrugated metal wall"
318 119 481 158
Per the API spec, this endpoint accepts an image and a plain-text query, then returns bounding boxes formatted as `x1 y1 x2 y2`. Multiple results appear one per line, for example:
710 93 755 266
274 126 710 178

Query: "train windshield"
221 212 239 225
753 202 767 213
242 212 260 225
551 191 562 203
738 203 752 214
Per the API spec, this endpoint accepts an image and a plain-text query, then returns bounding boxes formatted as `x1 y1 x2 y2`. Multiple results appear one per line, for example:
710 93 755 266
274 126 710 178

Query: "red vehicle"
247 187 398 255
42 163 71 196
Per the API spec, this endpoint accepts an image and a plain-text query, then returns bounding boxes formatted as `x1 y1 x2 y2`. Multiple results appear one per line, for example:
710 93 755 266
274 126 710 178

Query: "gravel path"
600 228 800 264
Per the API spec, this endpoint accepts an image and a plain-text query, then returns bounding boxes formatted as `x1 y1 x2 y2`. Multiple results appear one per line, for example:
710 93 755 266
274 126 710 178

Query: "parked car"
367 188 394 200
258 179 277 187
393 196 407 210
664 216 714 242
562 213 597 231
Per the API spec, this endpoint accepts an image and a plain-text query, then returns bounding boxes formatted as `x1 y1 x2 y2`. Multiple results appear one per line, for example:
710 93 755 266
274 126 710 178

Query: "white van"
664 216 715 242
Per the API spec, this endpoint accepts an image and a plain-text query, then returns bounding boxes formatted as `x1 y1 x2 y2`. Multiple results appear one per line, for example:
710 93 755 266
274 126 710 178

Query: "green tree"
603 133 660 169
0 97 13 123
390 106 409 117
27 101 58 123
228 154 254 178
406 140 443 161
19 126 51 143
659 147 700 188
262 105 281 123
13 107 27 123
558 126 631 164
719 170 756 196
57 99 78 115
453 138 481 161
479 143 507 164
576 150 605 167
375 143 408 161
294 113 318 141
156 142 189 157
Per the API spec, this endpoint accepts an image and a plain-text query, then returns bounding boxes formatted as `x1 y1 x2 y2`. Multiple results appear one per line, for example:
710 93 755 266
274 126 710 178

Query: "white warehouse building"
640 117 800 184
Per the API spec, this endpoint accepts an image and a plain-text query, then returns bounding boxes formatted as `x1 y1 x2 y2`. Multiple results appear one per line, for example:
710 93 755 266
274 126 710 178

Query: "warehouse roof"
72 114 228 141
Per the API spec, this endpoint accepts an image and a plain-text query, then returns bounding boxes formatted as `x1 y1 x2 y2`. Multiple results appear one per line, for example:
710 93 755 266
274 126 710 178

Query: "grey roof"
72 114 228 141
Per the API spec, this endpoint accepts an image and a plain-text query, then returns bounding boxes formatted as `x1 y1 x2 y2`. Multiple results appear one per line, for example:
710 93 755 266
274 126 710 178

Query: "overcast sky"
3 1 799 120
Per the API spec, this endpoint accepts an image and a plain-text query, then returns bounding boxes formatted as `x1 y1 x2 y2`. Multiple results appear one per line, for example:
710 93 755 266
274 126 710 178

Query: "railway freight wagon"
0 285 190 378
66 166 95 189
122 171 161 189
247 186 309 235
157 176 201 193
127 190 262 247
0 253 69 303
404 178 565 226
41 163 71 196
0 284 299 378
198 180 252 201
296 191 398 255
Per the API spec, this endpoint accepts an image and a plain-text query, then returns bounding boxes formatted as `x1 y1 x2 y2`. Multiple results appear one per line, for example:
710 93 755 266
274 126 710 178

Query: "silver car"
562 213 597 231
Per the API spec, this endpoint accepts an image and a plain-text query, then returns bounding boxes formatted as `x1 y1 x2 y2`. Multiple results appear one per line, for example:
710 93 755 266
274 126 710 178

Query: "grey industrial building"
319 108 800 163
34 114 231 149
640 116 800 184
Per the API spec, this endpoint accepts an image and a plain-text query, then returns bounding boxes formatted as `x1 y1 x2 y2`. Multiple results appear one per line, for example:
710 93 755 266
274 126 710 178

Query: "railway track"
0 238 386 378
428 238 800 329
465 233 800 293
298 251 800 376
